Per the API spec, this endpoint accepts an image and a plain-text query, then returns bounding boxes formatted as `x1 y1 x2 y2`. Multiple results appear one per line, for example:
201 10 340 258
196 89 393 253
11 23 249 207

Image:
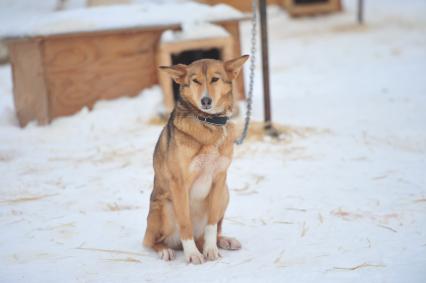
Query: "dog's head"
159 55 249 115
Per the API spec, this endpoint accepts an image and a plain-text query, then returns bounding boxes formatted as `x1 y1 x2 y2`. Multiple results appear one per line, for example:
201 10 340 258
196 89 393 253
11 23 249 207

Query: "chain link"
235 0 257 145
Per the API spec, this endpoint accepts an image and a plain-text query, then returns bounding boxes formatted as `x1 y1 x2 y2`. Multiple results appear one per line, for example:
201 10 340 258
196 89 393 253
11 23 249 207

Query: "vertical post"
259 0 272 129
358 0 364 24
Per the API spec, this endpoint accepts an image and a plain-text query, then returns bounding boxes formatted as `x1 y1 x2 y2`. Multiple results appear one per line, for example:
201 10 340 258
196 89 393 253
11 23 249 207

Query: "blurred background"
0 1 425 282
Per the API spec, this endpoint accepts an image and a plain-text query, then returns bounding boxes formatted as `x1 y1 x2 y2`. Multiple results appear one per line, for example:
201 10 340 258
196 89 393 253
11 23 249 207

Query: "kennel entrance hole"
171 48 221 101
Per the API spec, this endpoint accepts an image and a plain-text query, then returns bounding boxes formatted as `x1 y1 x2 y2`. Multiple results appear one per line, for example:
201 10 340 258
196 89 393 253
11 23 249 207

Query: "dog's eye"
192 79 201 85
211 77 219 83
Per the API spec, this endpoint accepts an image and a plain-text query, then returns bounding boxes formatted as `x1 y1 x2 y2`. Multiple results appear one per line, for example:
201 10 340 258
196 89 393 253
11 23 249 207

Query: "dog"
143 55 249 264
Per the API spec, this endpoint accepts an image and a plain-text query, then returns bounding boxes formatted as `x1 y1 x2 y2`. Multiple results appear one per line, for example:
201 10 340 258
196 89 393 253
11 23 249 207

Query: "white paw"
186 250 205 264
203 224 220 261
158 248 175 261
203 245 221 261
182 239 205 265
218 236 241 250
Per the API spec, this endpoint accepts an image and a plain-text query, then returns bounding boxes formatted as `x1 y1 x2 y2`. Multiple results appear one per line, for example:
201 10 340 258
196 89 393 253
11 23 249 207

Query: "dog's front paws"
185 250 205 264
182 239 205 264
203 245 221 261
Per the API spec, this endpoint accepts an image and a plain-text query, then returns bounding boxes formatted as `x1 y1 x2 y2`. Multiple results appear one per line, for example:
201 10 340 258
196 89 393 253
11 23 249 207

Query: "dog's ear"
224 55 249 80
159 64 188 84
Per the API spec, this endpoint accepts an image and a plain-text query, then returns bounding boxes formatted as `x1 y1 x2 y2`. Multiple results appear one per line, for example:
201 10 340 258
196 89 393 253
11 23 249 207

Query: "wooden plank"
217 21 245 100
198 0 282 12
42 30 161 118
3 18 249 41
156 45 174 113
160 37 232 54
8 40 50 126
283 0 342 17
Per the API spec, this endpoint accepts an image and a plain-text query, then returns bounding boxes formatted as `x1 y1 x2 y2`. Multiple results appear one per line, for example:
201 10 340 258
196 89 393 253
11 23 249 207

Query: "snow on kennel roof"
160 22 230 43
0 2 245 39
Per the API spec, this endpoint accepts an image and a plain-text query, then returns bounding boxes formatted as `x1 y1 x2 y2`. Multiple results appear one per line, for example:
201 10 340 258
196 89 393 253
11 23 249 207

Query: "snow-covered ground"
1 0 426 282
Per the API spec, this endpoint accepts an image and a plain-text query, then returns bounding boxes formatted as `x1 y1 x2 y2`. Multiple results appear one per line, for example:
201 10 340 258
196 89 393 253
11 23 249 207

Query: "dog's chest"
189 150 230 200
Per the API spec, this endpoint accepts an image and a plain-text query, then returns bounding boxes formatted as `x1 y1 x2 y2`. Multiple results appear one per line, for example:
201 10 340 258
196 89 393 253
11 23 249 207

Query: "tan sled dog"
143 55 249 264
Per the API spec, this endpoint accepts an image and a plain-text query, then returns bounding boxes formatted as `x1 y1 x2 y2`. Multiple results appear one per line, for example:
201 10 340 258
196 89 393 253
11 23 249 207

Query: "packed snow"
161 22 230 43
0 1 243 38
1 0 426 282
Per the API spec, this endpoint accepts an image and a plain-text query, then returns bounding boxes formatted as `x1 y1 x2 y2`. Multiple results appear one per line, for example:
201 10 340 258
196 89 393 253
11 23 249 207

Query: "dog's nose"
201 97 212 108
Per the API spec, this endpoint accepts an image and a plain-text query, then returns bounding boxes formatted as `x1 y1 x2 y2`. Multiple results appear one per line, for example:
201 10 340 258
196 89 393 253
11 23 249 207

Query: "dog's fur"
143 55 249 264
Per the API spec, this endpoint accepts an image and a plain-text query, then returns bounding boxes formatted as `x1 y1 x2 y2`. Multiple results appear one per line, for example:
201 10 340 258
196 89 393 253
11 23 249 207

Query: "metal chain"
235 0 257 145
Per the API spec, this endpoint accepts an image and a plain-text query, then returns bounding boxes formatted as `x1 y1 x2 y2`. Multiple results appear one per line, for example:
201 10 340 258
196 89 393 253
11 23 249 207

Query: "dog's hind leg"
144 199 177 261
218 236 242 250
217 218 242 251
209 182 242 251
152 242 176 261
144 230 176 261
145 230 176 261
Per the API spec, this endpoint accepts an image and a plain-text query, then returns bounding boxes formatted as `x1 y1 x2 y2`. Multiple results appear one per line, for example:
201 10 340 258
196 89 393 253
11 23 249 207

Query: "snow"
0 1 243 38
161 22 230 43
1 0 426 282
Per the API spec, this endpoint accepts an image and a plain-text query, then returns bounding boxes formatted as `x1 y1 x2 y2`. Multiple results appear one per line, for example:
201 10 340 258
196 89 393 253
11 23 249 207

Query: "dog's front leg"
204 172 229 261
170 181 204 264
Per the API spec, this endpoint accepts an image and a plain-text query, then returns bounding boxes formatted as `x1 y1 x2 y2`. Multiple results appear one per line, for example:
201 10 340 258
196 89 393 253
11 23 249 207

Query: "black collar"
197 115 229 126
176 97 229 126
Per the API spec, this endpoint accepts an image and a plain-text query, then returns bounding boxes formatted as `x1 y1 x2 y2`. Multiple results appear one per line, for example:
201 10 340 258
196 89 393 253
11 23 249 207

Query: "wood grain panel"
198 0 282 12
42 31 161 118
217 21 245 100
8 40 50 126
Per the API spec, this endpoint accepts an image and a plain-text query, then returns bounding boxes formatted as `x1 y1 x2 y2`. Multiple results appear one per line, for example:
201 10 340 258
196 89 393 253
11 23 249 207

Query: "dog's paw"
218 236 241 250
158 248 176 261
185 250 205 264
182 239 205 264
203 245 221 261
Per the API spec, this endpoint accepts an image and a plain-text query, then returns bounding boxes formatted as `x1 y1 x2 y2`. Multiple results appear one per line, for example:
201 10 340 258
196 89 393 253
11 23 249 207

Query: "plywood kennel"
7 18 247 127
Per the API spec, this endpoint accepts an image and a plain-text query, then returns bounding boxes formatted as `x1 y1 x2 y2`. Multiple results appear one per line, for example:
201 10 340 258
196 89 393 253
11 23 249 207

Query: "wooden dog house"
5 5 248 127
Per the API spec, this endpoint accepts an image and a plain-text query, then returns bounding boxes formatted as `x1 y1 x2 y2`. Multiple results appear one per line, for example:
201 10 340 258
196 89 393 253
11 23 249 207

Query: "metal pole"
259 0 272 130
358 0 364 24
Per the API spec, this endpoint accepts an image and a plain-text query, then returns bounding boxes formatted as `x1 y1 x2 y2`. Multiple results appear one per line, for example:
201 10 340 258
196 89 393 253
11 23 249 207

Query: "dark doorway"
171 48 221 102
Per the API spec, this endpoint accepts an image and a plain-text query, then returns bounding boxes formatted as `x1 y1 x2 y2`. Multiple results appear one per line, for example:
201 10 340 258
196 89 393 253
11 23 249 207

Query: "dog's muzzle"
201 97 212 110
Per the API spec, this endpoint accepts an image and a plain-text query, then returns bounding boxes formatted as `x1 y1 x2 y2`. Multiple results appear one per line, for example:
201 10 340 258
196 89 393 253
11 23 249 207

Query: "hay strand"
333 262 385 271
76 245 147 257
0 194 58 205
